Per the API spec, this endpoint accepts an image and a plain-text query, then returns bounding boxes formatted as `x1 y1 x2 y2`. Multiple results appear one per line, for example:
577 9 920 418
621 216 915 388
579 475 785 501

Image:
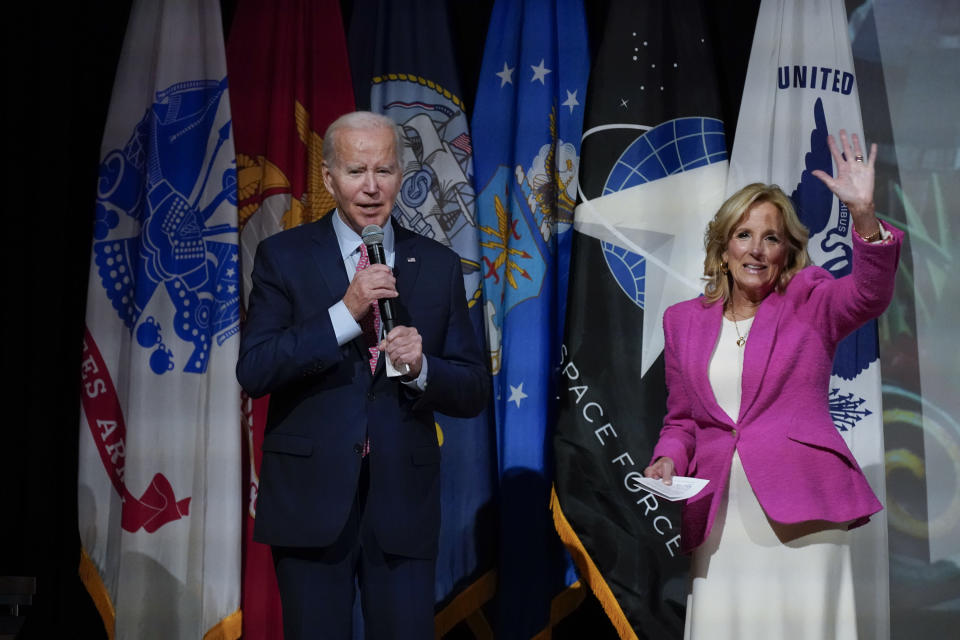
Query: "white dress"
683 317 858 640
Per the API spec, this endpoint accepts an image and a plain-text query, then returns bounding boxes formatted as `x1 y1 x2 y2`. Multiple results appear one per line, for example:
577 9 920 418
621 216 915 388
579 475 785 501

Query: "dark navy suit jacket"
237 213 488 559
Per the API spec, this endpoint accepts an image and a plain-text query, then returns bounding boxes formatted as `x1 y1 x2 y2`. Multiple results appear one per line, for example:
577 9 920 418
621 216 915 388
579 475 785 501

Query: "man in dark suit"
236 111 489 639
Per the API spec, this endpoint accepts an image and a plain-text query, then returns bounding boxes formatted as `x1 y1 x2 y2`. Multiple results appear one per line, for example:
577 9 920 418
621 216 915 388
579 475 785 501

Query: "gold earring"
720 261 729 274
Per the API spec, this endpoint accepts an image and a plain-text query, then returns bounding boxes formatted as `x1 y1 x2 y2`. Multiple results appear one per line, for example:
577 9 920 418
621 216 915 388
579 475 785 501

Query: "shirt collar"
331 209 395 262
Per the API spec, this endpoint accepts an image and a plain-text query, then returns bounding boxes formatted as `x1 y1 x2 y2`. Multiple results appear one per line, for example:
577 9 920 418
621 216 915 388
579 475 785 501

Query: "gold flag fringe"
549 485 638 640
80 546 242 639
79 547 115 640
203 608 242 640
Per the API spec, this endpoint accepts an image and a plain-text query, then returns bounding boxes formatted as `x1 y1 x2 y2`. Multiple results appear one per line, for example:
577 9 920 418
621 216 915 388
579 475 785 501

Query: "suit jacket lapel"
738 291 785 422
687 302 734 427
392 220 421 322
308 213 368 365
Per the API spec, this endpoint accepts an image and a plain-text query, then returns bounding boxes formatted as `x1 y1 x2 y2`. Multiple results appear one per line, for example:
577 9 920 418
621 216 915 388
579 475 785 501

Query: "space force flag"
727 0 890 637
78 1 242 638
553 1 729 636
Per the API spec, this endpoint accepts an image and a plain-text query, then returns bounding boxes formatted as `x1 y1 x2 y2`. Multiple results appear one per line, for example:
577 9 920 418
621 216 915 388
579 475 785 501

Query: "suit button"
731 428 737 437
367 391 376 401
353 443 364 454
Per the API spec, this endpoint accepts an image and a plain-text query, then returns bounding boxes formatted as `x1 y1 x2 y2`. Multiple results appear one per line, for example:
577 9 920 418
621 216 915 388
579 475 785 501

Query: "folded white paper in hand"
385 354 410 378
632 475 709 501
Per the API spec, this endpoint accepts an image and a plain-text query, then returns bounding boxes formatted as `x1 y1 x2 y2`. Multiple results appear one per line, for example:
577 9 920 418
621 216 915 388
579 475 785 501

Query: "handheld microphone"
360 224 396 334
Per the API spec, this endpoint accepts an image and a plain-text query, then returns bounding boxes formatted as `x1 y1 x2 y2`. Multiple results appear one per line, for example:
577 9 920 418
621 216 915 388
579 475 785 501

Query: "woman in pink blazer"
644 130 902 639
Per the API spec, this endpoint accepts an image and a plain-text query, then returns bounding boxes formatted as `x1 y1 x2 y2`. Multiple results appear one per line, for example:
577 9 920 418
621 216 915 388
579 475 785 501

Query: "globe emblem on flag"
599 117 726 308
93 78 239 375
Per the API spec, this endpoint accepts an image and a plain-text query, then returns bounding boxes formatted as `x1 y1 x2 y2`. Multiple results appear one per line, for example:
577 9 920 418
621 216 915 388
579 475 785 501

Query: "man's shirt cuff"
401 356 428 392
329 300 362 346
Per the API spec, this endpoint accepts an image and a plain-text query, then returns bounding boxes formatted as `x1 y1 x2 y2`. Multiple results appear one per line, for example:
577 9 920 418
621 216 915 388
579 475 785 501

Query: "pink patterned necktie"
355 242 381 374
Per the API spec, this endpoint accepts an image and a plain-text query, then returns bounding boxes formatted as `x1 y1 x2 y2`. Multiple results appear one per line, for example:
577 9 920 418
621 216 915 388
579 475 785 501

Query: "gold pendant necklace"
731 311 748 347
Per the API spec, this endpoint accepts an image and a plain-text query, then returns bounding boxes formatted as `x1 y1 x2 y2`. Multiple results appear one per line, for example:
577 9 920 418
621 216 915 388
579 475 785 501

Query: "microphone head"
361 224 384 246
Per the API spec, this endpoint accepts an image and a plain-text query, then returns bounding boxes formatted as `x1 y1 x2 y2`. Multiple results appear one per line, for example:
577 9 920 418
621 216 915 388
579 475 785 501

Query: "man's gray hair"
322 111 404 169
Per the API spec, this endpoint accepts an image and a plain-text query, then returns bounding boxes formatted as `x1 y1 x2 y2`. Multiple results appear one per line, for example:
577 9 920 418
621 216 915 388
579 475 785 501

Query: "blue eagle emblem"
792 97 878 381
93 78 239 375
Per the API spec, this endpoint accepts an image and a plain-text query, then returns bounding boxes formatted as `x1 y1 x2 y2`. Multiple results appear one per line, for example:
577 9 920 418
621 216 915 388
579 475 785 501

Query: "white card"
631 475 709 501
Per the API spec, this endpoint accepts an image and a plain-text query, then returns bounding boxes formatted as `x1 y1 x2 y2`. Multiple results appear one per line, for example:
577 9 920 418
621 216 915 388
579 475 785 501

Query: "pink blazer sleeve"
793 221 903 345
650 304 697 475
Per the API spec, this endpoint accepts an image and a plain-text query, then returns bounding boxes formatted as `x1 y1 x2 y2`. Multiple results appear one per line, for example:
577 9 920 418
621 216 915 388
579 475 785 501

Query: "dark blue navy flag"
472 0 589 637
347 1 498 634
553 1 731 636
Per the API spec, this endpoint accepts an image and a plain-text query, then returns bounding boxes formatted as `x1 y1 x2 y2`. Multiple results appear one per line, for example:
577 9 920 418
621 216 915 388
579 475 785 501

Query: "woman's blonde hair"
702 183 811 305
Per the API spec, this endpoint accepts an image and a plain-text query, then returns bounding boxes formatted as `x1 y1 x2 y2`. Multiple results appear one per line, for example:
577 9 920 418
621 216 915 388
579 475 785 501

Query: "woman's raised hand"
811 129 877 219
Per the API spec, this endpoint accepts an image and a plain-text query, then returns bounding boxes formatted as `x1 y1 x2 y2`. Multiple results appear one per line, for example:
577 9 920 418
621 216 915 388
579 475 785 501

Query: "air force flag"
473 0 590 636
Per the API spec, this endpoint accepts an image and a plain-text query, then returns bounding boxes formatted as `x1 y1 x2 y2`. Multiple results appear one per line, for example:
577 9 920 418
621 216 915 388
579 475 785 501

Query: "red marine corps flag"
78 0 242 638
226 0 355 637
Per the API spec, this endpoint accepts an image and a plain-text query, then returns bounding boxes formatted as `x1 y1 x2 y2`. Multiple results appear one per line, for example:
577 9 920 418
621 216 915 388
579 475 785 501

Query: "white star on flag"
530 59 551 84
508 383 528 408
562 89 580 114
496 61 514 87
574 155 728 377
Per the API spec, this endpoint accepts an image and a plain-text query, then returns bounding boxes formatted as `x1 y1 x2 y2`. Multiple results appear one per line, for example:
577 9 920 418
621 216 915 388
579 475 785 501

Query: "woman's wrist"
848 202 881 241
855 225 883 243
846 201 875 218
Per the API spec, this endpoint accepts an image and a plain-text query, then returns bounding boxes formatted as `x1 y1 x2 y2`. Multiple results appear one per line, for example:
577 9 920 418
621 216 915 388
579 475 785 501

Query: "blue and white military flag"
473 0 589 636
78 1 242 638
728 0 889 637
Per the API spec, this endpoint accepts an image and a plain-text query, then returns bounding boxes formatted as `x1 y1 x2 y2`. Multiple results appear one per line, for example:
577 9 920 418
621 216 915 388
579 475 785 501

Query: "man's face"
322 125 401 235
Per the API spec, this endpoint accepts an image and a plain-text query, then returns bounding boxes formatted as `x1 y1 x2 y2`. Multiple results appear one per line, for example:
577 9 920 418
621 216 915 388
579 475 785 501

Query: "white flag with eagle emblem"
78 0 242 637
